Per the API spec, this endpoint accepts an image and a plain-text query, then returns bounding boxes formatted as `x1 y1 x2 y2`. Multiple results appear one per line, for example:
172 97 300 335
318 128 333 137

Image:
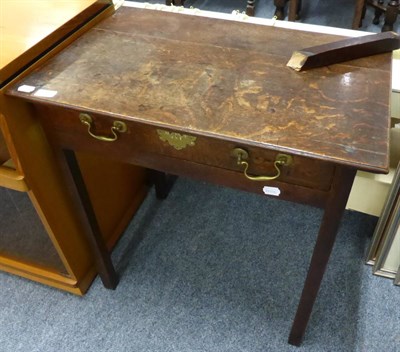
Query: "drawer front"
34 105 335 191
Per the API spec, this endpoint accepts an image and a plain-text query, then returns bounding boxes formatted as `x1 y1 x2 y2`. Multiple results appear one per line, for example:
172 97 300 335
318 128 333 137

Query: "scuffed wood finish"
33 105 336 193
6 6 392 344
25 104 330 209
8 7 391 174
287 31 400 71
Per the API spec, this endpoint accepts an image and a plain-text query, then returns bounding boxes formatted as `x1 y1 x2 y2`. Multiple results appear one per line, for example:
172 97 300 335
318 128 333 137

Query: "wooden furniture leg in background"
288 167 356 346
148 170 177 200
274 0 287 19
288 0 302 20
382 0 399 31
352 0 366 28
353 0 399 31
166 0 184 6
246 0 256 16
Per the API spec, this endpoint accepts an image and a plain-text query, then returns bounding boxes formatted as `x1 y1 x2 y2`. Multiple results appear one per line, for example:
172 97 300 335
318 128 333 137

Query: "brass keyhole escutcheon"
157 129 196 150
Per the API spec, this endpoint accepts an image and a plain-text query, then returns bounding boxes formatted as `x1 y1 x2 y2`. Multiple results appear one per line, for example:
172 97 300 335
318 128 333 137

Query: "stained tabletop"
7 6 392 173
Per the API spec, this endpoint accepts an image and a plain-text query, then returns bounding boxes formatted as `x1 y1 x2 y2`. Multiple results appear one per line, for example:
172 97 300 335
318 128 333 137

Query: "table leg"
246 0 255 16
382 0 399 32
352 0 366 28
274 0 287 19
149 170 177 199
288 166 356 346
288 0 300 21
64 148 119 289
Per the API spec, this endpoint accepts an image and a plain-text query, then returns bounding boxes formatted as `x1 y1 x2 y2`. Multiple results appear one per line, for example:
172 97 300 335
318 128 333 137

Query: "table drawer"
34 105 335 191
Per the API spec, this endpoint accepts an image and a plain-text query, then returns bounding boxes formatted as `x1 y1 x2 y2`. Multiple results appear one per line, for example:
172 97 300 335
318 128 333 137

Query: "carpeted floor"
1 176 399 351
1 1 399 351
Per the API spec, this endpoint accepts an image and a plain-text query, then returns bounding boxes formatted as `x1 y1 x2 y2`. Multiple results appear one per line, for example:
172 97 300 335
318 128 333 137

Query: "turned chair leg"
382 0 400 31
274 0 287 19
246 0 256 16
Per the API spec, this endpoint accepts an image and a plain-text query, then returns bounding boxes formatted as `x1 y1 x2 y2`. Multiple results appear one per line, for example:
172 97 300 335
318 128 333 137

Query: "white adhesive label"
33 89 57 98
263 186 281 196
17 85 36 93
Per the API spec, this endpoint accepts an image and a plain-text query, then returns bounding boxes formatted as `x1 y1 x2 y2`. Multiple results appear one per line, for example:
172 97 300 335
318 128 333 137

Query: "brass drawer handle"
232 147 292 181
79 113 127 142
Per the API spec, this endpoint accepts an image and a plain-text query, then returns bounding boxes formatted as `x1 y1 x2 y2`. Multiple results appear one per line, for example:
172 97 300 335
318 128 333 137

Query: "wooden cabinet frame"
0 0 147 294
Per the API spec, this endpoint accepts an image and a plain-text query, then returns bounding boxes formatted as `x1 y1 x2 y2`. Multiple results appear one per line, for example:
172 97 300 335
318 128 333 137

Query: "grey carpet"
1 177 399 351
1 1 399 351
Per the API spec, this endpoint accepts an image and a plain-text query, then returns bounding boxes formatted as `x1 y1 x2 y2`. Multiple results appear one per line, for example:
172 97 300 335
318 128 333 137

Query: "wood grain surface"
7 7 392 173
0 0 111 85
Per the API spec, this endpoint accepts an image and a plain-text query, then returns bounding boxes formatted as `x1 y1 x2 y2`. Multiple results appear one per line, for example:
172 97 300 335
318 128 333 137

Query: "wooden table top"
8 6 392 173
0 0 111 86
